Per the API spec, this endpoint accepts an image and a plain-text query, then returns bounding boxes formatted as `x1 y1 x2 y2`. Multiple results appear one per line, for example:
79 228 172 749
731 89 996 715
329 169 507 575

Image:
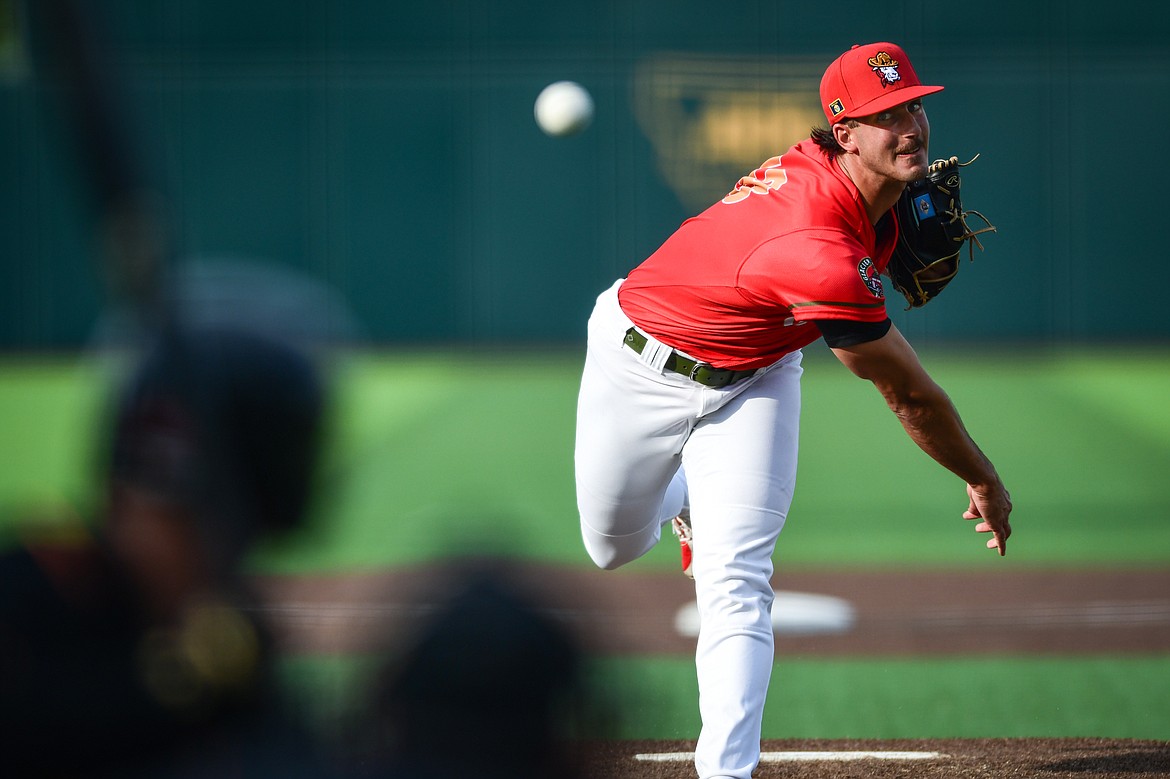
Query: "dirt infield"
583 738 1170 778
253 563 1170 657
253 563 1170 778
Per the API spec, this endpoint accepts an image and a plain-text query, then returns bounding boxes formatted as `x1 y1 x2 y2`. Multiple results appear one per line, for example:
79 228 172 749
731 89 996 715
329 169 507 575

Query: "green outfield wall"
2 0 1167 348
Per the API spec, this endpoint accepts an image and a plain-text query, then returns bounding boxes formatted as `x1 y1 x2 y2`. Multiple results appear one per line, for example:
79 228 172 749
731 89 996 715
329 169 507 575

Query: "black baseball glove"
888 155 996 309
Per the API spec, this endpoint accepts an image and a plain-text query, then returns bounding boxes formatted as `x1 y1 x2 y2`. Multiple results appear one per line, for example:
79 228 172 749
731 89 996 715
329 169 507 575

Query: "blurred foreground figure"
0 326 332 777
346 562 597 779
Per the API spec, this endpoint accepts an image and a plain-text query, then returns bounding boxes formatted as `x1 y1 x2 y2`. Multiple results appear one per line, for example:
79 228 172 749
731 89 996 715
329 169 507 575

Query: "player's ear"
832 121 857 153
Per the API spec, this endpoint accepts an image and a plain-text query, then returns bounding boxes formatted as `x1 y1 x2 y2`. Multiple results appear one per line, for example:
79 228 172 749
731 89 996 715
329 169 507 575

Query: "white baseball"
534 81 594 137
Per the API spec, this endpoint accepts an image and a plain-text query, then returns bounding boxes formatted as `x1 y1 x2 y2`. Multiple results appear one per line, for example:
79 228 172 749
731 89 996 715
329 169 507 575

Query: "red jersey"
618 139 898 370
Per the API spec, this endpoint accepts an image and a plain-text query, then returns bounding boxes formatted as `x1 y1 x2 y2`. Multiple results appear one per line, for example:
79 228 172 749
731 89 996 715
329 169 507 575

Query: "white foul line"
635 751 946 763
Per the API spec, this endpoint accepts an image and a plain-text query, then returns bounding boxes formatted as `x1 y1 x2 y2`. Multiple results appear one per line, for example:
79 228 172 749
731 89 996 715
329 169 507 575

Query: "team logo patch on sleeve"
858 257 884 298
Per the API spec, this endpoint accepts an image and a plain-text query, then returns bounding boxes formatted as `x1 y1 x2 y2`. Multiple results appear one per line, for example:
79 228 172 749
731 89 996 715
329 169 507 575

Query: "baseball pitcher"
574 42 1012 779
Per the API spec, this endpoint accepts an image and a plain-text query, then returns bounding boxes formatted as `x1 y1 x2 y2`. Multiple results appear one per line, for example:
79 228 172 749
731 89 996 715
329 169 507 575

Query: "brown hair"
809 121 857 156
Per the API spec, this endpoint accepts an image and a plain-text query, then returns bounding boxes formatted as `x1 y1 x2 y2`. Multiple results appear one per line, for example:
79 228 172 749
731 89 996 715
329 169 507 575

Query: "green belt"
623 328 758 389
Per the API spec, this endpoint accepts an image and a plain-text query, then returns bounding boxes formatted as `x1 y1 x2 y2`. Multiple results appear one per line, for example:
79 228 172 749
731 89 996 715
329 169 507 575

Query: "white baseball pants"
574 280 803 779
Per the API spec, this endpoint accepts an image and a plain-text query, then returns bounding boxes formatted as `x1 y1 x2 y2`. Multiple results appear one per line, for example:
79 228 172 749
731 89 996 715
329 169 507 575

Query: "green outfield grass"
2 345 1169 740
277 653 1170 742
594 654 1170 740
5 345 1166 570
213 343 1170 571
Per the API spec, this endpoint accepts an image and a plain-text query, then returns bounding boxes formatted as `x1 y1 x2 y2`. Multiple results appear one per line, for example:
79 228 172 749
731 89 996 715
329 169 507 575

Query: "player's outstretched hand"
964 482 1012 556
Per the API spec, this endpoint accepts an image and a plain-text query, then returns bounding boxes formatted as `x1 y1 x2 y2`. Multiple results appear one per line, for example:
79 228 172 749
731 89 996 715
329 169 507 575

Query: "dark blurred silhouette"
0 325 334 777
3 4 350 774
344 560 601 779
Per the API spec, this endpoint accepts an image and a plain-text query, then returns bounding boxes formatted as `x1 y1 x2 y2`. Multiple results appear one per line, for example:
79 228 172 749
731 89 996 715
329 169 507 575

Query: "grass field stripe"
635 751 947 762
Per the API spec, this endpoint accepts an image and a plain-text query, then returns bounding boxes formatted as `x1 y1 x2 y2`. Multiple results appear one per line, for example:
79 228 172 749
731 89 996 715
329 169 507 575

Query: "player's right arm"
827 323 1012 555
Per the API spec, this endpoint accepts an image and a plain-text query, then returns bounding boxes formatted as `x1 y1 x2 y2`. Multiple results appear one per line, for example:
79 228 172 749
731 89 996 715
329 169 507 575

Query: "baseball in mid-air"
534 80 594 137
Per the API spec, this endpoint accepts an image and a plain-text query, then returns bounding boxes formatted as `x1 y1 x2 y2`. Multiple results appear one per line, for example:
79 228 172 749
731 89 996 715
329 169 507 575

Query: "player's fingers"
976 520 1009 556
963 483 981 519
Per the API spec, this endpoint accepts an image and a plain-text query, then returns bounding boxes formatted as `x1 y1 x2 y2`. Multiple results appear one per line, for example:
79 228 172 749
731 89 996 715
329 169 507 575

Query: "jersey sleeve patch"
857 257 884 299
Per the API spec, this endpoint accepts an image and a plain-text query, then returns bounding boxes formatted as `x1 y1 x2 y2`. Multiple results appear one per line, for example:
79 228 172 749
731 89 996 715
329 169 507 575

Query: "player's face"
849 99 930 183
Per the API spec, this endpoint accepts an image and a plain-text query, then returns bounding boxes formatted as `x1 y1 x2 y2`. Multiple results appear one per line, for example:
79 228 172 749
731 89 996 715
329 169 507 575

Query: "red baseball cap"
819 42 943 124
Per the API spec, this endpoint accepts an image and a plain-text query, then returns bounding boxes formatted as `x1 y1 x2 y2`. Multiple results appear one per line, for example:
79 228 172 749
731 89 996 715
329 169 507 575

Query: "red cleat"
671 514 694 580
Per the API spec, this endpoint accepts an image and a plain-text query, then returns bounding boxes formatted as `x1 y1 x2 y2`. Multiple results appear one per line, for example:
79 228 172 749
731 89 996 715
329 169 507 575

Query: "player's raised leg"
574 282 694 569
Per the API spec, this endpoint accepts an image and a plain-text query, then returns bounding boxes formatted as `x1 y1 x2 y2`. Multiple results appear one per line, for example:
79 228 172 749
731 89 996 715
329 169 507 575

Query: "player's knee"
579 510 658 570
584 543 629 571
582 530 649 570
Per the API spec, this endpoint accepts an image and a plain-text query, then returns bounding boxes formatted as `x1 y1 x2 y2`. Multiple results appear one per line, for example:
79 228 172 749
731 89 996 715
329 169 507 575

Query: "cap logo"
867 50 902 88
828 98 845 117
